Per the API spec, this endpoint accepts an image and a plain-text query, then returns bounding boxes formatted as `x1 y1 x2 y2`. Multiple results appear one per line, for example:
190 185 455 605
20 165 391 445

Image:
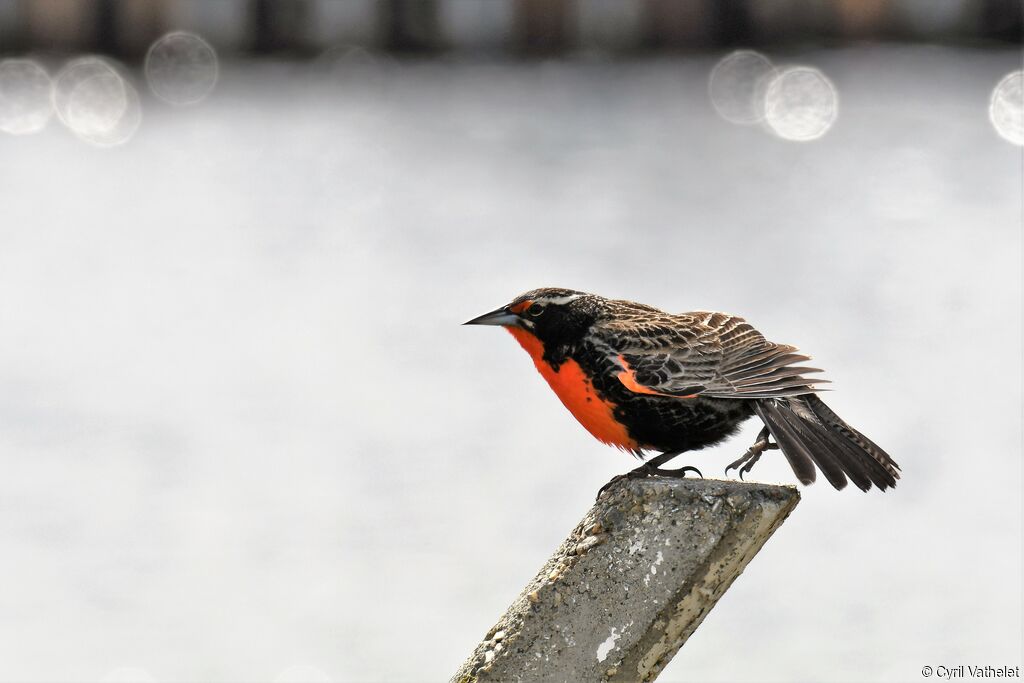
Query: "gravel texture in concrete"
453 476 800 682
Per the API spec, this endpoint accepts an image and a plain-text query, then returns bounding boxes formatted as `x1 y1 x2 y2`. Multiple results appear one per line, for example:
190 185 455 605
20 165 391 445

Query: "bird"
464 287 900 494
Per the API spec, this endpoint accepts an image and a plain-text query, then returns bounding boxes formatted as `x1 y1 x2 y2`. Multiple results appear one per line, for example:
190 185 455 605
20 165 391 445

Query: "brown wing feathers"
705 335 831 398
693 312 830 398
602 305 900 491
608 311 829 400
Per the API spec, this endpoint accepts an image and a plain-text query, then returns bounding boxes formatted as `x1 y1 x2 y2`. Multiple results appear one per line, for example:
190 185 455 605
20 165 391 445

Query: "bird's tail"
753 394 900 491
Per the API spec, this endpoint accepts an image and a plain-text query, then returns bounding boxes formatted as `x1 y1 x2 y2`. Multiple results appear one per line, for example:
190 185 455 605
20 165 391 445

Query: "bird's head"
464 287 601 348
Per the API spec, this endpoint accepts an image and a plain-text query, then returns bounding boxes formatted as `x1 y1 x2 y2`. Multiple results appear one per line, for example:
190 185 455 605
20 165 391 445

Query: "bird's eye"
526 303 545 317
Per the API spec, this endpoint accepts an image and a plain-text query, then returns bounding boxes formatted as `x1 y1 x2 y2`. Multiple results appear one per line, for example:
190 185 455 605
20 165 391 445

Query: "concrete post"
452 477 800 683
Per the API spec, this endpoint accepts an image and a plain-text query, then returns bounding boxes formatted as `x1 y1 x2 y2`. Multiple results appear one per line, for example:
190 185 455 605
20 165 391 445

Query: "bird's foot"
596 463 703 500
649 465 703 479
725 427 778 481
596 463 654 500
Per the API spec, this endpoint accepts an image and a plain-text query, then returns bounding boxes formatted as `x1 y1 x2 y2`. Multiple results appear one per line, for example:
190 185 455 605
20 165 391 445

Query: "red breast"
506 327 639 451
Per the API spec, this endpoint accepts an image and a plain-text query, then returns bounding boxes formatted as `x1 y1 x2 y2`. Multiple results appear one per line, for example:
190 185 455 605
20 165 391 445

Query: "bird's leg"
650 465 704 478
644 450 703 479
597 451 701 499
725 427 778 481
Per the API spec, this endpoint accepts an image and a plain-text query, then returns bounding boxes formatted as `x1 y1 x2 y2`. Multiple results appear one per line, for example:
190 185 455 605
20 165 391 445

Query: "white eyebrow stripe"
538 294 583 305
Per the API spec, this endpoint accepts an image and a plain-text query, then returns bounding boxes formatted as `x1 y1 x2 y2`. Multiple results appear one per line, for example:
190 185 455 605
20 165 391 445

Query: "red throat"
506 326 639 451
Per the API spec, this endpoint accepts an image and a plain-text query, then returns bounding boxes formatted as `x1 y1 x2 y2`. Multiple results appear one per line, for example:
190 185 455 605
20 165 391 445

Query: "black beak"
463 306 520 326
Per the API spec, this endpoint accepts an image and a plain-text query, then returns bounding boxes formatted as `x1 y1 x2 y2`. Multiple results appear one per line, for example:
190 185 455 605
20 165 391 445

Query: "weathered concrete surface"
452 477 800 683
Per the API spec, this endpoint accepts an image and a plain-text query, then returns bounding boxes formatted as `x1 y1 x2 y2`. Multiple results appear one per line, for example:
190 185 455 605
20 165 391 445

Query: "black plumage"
466 287 901 492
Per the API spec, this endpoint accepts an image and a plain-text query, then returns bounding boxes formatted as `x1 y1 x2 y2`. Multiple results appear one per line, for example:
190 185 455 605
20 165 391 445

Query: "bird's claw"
650 465 703 479
725 429 779 482
597 463 705 500
596 465 654 499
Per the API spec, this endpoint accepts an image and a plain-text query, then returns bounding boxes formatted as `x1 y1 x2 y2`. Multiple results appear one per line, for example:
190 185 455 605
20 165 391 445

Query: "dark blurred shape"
643 0 714 48
576 0 640 52
379 0 440 52
712 0 753 45
836 0 889 39
111 0 169 57
981 0 1023 41
251 0 310 53
0 0 1018 58
747 0 841 44
95 0 113 53
515 0 574 54
20 0 98 51
443 0 512 53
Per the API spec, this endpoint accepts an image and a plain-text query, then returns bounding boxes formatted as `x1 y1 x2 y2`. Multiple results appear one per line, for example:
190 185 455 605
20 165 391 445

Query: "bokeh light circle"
708 50 776 125
66 71 127 137
989 70 1023 146
54 58 122 128
0 59 53 135
145 31 218 106
73 76 141 147
763 66 838 141
53 57 141 147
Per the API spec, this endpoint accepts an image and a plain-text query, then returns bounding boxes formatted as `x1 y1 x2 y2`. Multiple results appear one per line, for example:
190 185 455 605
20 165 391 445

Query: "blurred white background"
0 31 1021 683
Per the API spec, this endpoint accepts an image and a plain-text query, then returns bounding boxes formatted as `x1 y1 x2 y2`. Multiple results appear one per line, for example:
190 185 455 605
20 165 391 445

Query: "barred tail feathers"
754 396 899 492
